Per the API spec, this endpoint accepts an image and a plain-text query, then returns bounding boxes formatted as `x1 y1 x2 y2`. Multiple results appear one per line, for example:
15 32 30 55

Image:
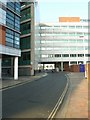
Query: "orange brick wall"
0 25 6 45
59 17 80 22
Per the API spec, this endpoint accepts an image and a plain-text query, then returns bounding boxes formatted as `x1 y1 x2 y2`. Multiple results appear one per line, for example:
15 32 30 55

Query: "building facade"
0 0 21 79
39 17 90 71
19 1 40 76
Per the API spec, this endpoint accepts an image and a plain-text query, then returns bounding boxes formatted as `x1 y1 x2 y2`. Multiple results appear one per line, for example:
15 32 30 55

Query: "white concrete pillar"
0 58 2 79
69 61 70 66
61 62 63 71
14 57 18 80
84 60 87 78
31 69 34 76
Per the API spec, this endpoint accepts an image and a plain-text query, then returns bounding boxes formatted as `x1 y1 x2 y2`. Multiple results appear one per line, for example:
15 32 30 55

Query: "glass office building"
0 0 21 79
19 1 40 76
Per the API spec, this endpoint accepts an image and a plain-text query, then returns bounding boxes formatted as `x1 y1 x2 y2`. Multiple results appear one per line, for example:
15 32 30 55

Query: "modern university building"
0 0 21 79
19 1 40 76
39 17 90 71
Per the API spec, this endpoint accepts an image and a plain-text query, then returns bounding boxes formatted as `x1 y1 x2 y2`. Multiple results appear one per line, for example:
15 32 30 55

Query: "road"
2 72 67 118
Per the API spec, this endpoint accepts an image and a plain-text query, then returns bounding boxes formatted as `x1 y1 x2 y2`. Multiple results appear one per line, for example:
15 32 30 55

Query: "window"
69 32 75 36
85 54 90 57
19 52 30 65
14 32 20 48
20 36 31 50
7 2 14 11
70 54 76 57
21 7 31 21
76 26 82 28
77 40 83 43
78 54 84 57
0 8 6 25
69 26 75 28
15 2 20 14
6 10 14 29
62 54 69 57
69 39 76 43
55 54 61 57
83 26 88 29
21 22 31 35
6 28 14 47
15 15 20 31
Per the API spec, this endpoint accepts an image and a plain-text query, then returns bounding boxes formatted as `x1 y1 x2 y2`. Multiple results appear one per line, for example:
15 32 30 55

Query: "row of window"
41 54 90 58
41 25 90 29
6 10 20 31
40 33 90 36
6 28 20 49
7 2 20 15
40 46 90 50
40 39 89 43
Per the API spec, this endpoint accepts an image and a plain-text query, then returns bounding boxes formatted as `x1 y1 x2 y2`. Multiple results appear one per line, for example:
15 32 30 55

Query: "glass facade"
5 2 20 49
7 2 20 15
20 36 31 50
0 8 6 25
21 22 31 35
19 2 31 66
19 1 40 75
19 52 30 65
21 7 31 21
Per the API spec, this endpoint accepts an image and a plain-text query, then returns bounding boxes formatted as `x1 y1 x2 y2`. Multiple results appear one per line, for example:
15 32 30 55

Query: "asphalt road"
2 72 67 118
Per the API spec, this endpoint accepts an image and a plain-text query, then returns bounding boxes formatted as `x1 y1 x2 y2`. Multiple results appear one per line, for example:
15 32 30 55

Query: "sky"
38 0 90 23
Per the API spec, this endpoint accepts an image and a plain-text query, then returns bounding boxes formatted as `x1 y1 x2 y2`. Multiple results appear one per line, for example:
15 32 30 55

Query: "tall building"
0 0 21 79
19 1 40 76
39 17 90 71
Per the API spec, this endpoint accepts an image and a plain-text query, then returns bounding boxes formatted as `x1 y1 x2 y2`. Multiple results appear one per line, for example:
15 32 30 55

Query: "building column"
14 57 18 80
69 61 71 66
0 58 2 79
31 69 34 76
61 62 63 71
43 64 44 70
84 60 87 78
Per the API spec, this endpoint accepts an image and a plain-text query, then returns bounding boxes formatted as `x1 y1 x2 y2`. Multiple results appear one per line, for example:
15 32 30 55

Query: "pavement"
0 72 47 90
0 72 88 118
55 72 88 118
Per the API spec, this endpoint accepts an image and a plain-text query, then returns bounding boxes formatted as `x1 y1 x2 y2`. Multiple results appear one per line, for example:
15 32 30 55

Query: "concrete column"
69 61 70 66
84 60 87 78
14 57 18 80
31 69 34 76
61 62 63 71
43 64 44 70
0 58 2 79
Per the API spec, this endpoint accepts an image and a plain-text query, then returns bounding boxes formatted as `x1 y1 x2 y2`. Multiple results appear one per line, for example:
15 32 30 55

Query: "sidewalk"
0 72 88 118
55 72 88 118
0 72 47 89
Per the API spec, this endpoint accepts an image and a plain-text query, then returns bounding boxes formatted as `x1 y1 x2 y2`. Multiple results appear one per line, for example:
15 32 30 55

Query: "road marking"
47 74 69 120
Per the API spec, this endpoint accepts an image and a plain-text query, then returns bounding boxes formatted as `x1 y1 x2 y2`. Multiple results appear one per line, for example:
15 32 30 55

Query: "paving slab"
55 72 88 118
